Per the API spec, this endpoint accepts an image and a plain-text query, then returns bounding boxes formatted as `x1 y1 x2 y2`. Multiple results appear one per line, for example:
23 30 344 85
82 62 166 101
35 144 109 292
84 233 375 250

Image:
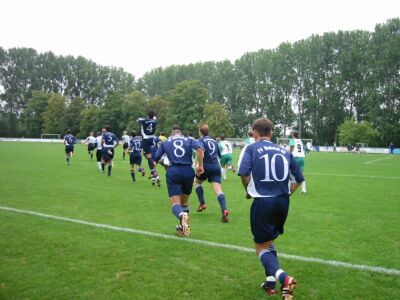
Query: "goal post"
41 133 61 139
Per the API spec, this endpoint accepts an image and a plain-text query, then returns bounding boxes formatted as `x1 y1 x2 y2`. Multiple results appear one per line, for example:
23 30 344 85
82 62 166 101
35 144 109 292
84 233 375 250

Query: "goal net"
276 138 313 151
41 133 61 139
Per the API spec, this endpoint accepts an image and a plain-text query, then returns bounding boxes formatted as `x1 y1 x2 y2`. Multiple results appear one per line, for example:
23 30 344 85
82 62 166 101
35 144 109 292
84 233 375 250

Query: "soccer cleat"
176 225 184 236
281 276 297 300
151 177 156 186
156 176 161 187
261 281 277 296
180 212 190 236
196 204 207 212
221 209 229 223
140 168 146 177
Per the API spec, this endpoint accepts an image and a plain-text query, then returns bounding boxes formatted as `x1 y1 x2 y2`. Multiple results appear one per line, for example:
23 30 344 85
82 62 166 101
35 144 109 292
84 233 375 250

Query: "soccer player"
150 136 161 187
238 118 304 298
289 131 307 193
154 125 204 237
128 131 145 182
101 126 119 176
121 130 130 160
159 131 167 142
84 131 96 160
94 131 103 171
195 124 229 222
64 129 76 165
137 111 158 181
219 134 235 179
245 130 255 145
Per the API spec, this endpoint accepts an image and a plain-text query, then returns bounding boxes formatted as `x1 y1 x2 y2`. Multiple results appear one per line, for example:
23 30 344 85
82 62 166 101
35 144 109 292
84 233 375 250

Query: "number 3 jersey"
155 136 201 166
238 140 304 198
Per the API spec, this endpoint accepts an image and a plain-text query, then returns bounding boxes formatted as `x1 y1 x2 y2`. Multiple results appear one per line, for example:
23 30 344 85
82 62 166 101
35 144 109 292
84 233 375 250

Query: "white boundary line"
1 205 399 276
364 156 393 165
306 173 400 180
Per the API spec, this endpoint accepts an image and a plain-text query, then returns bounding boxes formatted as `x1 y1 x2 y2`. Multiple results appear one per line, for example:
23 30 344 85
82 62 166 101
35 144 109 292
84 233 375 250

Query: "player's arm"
195 146 204 176
154 143 165 163
240 175 252 199
237 146 252 199
289 139 295 153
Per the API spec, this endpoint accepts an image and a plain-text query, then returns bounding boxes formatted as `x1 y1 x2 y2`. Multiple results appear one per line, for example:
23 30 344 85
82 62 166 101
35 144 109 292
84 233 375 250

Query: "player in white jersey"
289 131 307 193
218 134 235 179
84 131 96 160
95 131 103 171
121 130 130 160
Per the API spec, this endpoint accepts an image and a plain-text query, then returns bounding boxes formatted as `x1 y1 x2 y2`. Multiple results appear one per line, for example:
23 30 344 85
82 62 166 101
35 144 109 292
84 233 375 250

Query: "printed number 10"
260 153 289 182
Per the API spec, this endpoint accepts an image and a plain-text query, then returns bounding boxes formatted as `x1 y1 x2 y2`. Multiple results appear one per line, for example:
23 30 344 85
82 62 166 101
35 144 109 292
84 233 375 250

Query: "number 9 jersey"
238 140 304 198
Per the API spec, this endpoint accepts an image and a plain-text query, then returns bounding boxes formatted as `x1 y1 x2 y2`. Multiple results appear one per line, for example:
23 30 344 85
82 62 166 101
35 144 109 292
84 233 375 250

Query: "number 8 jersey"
238 140 304 198
155 136 201 166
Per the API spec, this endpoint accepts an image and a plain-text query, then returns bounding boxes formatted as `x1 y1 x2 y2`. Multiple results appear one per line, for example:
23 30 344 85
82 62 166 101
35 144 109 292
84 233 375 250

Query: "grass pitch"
0 142 399 299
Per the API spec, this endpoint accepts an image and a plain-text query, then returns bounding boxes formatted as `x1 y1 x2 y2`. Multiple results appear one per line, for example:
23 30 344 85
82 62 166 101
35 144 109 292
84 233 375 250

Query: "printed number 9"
208 141 216 155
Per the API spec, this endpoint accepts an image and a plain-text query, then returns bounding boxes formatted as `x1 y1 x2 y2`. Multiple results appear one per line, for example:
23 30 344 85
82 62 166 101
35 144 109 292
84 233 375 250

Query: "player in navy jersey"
195 124 229 222
150 136 162 186
137 110 158 182
238 118 304 299
154 125 204 236
63 129 76 165
128 131 145 182
101 126 119 176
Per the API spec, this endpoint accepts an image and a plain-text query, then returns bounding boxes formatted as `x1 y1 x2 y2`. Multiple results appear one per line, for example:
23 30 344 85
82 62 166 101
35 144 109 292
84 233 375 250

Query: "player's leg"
296 157 306 193
227 155 235 173
194 177 207 212
252 196 296 298
211 182 229 222
136 154 145 177
107 149 114 176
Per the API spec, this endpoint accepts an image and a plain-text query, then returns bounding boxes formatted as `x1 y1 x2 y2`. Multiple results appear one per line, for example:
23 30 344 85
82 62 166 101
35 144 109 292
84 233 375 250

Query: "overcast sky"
1 0 399 78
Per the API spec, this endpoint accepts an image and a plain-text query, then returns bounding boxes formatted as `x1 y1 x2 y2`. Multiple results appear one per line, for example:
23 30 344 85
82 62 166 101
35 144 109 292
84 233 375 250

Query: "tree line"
0 18 398 146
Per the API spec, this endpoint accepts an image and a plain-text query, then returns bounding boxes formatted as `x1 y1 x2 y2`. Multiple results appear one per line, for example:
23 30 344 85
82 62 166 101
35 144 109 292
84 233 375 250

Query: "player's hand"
245 192 252 199
196 166 204 177
108 150 113 155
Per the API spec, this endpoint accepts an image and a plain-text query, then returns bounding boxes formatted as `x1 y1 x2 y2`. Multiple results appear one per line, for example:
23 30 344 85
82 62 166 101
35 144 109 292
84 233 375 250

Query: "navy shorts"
88 143 94 151
130 153 142 165
142 138 153 154
250 195 290 244
123 143 129 150
166 165 195 197
101 147 114 162
65 146 74 154
196 163 221 183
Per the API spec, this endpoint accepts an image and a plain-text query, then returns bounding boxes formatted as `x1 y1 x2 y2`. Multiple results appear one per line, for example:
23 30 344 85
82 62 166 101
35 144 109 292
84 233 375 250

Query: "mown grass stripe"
1 205 399 276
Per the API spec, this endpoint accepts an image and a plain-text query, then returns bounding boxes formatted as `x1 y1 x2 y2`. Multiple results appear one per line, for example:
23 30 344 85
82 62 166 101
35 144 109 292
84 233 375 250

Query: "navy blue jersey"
129 137 142 154
238 139 304 198
102 132 118 148
198 136 220 164
64 134 76 146
155 136 201 166
138 118 157 139
152 136 161 150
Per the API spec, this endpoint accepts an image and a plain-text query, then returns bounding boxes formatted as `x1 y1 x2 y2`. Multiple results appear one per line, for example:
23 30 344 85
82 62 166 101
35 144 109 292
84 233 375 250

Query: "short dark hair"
104 125 111 132
131 130 137 137
148 110 156 119
220 134 225 140
67 129 71 134
292 131 299 138
252 118 273 137
160 131 165 136
199 124 209 136
172 124 181 131
247 130 253 137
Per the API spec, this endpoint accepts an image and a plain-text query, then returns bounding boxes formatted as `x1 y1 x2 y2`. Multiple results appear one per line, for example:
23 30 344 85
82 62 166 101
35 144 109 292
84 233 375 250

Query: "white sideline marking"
1 205 399 276
364 156 393 165
307 173 400 180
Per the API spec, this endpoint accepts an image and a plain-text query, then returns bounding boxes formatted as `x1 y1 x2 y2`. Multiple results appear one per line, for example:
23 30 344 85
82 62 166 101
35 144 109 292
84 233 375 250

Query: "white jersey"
122 134 130 144
219 140 233 155
95 136 102 150
291 139 305 158
85 136 96 144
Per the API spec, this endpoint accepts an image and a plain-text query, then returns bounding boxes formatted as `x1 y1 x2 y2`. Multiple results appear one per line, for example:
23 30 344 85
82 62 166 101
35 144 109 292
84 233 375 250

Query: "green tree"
146 96 169 133
23 91 51 137
79 105 100 137
201 102 234 137
121 91 147 132
338 119 380 146
166 80 208 134
65 97 85 137
42 93 67 134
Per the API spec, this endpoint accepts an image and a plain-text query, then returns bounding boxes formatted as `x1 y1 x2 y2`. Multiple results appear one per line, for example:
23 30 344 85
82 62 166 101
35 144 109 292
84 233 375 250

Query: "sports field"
0 142 399 299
